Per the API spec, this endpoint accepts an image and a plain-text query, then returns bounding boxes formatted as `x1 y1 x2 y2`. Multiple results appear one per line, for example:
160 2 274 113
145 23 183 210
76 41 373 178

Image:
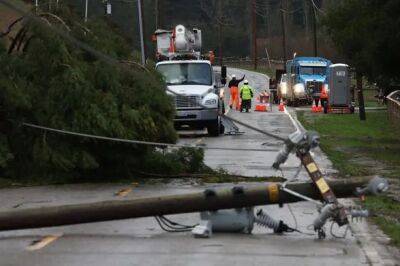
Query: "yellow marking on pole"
193 138 204 146
115 188 133 197
306 162 319 173
316 178 330 194
268 184 279 203
27 235 62 251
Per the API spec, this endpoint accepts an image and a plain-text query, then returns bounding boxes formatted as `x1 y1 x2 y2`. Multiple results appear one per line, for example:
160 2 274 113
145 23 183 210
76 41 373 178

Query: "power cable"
0 16 24 37
154 216 197 233
159 216 197 229
330 222 350 239
280 7 303 14
310 0 326 15
22 122 280 153
154 216 191 232
286 203 298 230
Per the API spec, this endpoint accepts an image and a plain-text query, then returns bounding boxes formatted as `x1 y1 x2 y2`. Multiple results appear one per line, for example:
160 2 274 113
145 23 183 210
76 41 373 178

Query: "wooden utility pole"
303 0 309 39
155 0 162 29
155 0 159 29
251 0 258 69
0 178 373 231
311 1 318 56
280 0 287 63
357 72 366 121
218 0 223 67
84 0 88 22
137 0 146 65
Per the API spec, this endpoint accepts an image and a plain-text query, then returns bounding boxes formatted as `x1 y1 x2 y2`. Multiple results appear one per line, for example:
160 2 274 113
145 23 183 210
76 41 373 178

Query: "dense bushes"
0 7 204 181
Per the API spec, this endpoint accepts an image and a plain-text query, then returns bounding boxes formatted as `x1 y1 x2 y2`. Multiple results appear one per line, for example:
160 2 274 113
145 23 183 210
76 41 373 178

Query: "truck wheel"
220 100 226 115
219 120 225 134
207 119 220 137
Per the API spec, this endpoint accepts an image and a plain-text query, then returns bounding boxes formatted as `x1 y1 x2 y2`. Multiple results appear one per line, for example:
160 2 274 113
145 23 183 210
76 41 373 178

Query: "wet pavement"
0 182 396 266
0 68 397 266
179 67 337 180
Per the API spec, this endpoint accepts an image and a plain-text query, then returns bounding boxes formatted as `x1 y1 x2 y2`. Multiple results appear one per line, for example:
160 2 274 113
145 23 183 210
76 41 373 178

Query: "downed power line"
22 122 279 153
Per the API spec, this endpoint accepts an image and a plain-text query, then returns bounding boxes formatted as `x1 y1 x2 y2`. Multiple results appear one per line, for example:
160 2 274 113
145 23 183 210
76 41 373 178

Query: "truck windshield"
157 63 212 86
300 66 326 75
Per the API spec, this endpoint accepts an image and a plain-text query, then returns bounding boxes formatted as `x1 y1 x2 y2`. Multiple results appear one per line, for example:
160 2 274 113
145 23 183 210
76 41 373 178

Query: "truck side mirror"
221 66 227 85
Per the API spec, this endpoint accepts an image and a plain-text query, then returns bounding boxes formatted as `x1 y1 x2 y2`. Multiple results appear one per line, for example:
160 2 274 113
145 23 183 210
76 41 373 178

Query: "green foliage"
364 196 400 247
323 0 400 92
0 7 186 181
297 110 400 177
141 148 206 175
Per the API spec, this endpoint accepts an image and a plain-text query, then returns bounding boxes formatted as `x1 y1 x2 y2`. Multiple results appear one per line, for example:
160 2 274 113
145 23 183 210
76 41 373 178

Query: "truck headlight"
294 83 305 95
281 83 287 94
323 84 329 93
204 99 217 106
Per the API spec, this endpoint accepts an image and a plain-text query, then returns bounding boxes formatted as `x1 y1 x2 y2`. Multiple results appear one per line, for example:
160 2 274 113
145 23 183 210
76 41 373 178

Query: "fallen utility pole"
0 177 373 231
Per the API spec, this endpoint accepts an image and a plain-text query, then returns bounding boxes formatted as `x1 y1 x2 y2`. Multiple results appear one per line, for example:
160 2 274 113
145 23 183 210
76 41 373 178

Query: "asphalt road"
180 67 337 180
0 68 397 266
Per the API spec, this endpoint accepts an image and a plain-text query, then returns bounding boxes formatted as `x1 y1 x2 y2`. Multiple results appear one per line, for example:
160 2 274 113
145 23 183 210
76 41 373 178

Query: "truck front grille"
306 81 323 94
175 95 201 108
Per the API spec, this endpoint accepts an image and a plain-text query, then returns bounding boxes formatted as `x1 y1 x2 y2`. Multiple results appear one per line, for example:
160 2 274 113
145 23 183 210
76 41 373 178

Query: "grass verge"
297 110 400 177
364 196 400 247
297 110 400 247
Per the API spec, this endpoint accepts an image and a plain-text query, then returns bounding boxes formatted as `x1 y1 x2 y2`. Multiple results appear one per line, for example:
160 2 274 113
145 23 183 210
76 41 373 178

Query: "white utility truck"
154 25 224 136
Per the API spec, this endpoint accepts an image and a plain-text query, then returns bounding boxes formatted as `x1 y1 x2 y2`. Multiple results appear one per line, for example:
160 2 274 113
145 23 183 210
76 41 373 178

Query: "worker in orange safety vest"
320 85 329 108
228 74 245 110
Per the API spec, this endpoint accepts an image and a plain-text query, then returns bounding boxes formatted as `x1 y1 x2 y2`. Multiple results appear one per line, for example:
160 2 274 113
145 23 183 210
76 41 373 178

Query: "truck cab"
283 57 331 106
156 60 224 136
154 25 224 136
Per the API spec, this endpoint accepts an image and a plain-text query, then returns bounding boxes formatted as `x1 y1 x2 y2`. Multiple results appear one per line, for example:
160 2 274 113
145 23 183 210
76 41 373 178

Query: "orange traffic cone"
278 99 285 112
311 101 317 112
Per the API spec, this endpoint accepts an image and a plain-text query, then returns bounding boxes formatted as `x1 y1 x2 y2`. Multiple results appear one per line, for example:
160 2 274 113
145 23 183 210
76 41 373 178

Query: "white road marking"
283 107 302 133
